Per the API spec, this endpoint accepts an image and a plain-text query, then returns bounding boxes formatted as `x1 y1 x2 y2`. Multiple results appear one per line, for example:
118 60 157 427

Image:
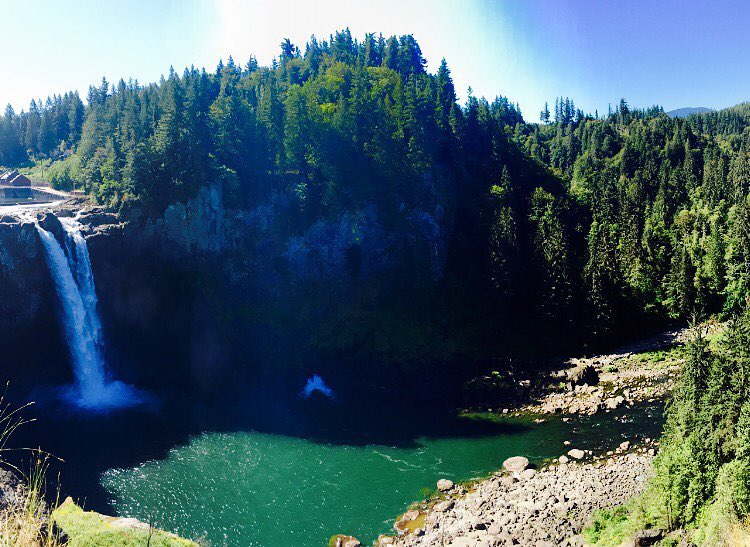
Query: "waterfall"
36 216 141 411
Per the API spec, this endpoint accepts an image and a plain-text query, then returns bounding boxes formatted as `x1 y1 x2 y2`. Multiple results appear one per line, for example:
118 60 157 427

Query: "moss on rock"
52 497 196 546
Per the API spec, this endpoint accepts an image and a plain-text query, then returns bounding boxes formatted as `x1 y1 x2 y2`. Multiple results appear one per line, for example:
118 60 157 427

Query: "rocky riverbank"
361 329 726 547
381 445 656 547
481 326 705 417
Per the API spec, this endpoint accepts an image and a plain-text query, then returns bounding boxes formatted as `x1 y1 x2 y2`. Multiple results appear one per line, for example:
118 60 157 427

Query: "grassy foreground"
51 498 196 547
0 395 196 547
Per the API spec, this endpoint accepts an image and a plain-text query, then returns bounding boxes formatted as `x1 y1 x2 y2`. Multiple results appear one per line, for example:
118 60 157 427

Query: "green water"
101 406 663 546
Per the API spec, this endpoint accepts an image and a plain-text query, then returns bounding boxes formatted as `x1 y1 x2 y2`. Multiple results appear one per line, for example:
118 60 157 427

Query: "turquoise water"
100 405 664 546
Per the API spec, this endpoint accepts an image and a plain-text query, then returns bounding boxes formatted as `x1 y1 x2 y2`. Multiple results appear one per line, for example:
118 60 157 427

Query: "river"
13 389 664 546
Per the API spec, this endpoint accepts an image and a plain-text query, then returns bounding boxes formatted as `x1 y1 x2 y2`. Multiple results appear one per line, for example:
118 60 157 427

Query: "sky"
1 0 749 120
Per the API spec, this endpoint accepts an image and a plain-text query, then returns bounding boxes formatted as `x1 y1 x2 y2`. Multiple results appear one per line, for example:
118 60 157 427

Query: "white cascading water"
301 374 334 399
36 216 141 411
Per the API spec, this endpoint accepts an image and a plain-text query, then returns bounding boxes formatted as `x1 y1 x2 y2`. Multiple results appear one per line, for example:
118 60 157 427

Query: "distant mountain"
667 107 713 118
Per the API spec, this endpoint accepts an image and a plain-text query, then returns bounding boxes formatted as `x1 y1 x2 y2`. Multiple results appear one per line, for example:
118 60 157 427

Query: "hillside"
667 106 712 117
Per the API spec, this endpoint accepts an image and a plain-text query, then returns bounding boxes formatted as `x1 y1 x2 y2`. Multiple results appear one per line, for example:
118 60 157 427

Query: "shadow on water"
4 375 667 547
8 378 537 515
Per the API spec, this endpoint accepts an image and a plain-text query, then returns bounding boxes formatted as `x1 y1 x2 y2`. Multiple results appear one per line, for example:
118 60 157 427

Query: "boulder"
567 364 599 389
520 469 537 480
39 212 64 242
500 476 517 488
434 500 454 512
502 456 529 473
633 529 663 546
567 449 585 460
437 478 454 492
558 455 570 464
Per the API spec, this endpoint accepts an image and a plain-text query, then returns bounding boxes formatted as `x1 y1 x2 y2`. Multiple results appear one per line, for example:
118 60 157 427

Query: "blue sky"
1 0 749 120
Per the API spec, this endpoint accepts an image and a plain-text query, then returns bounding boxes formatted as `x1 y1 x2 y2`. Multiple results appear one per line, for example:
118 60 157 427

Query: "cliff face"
0 181 450 397
139 183 226 254
0 216 69 385
0 219 46 326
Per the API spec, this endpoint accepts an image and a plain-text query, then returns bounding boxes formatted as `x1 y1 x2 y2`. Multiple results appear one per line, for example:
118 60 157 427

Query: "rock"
520 468 537 480
437 479 454 492
567 364 599 389
401 510 419 522
483 521 501 535
558 455 569 464
395 510 420 531
567 449 585 460
619 441 631 451
605 397 623 409
342 539 361 547
500 476 517 488
434 500 454 513
159 183 224 253
77 211 118 227
633 528 663 546
39 212 64 242
502 456 529 473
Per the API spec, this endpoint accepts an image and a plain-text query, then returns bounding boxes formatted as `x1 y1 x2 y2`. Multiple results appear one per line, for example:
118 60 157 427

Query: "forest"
3 32 750 351
4 33 750 357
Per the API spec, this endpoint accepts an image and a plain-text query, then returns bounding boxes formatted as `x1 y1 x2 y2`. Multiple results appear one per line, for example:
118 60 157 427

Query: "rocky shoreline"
484 326 698 418
381 445 657 547
361 328 720 547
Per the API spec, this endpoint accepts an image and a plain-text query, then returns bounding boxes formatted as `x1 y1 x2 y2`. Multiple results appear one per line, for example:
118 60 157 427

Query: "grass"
0 455 63 547
52 498 196 547
625 344 684 368
582 486 671 547
0 388 65 547
0 389 195 546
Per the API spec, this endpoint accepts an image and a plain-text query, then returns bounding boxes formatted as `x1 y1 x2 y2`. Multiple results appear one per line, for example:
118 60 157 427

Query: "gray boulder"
502 456 529 473
633 528 663 546
437 478 454 492
567 449 585 460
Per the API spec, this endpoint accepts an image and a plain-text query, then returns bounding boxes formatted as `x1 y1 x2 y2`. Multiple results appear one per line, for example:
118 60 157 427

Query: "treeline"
509 98 750 331
2 31 750 349
0 93 84 166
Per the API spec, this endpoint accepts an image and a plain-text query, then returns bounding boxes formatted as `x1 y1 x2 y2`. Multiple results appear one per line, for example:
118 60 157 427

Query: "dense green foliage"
656 319 750 536
3 31 750 351
586 319 750 545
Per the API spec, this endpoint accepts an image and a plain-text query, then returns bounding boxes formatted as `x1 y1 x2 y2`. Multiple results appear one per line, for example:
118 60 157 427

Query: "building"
8 174 31 187
0 170 19 184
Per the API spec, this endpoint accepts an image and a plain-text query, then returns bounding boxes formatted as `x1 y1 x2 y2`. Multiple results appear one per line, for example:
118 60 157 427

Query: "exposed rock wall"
0 180 450 395
142 183 225 254
0 216 69 385
0 219 45 326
